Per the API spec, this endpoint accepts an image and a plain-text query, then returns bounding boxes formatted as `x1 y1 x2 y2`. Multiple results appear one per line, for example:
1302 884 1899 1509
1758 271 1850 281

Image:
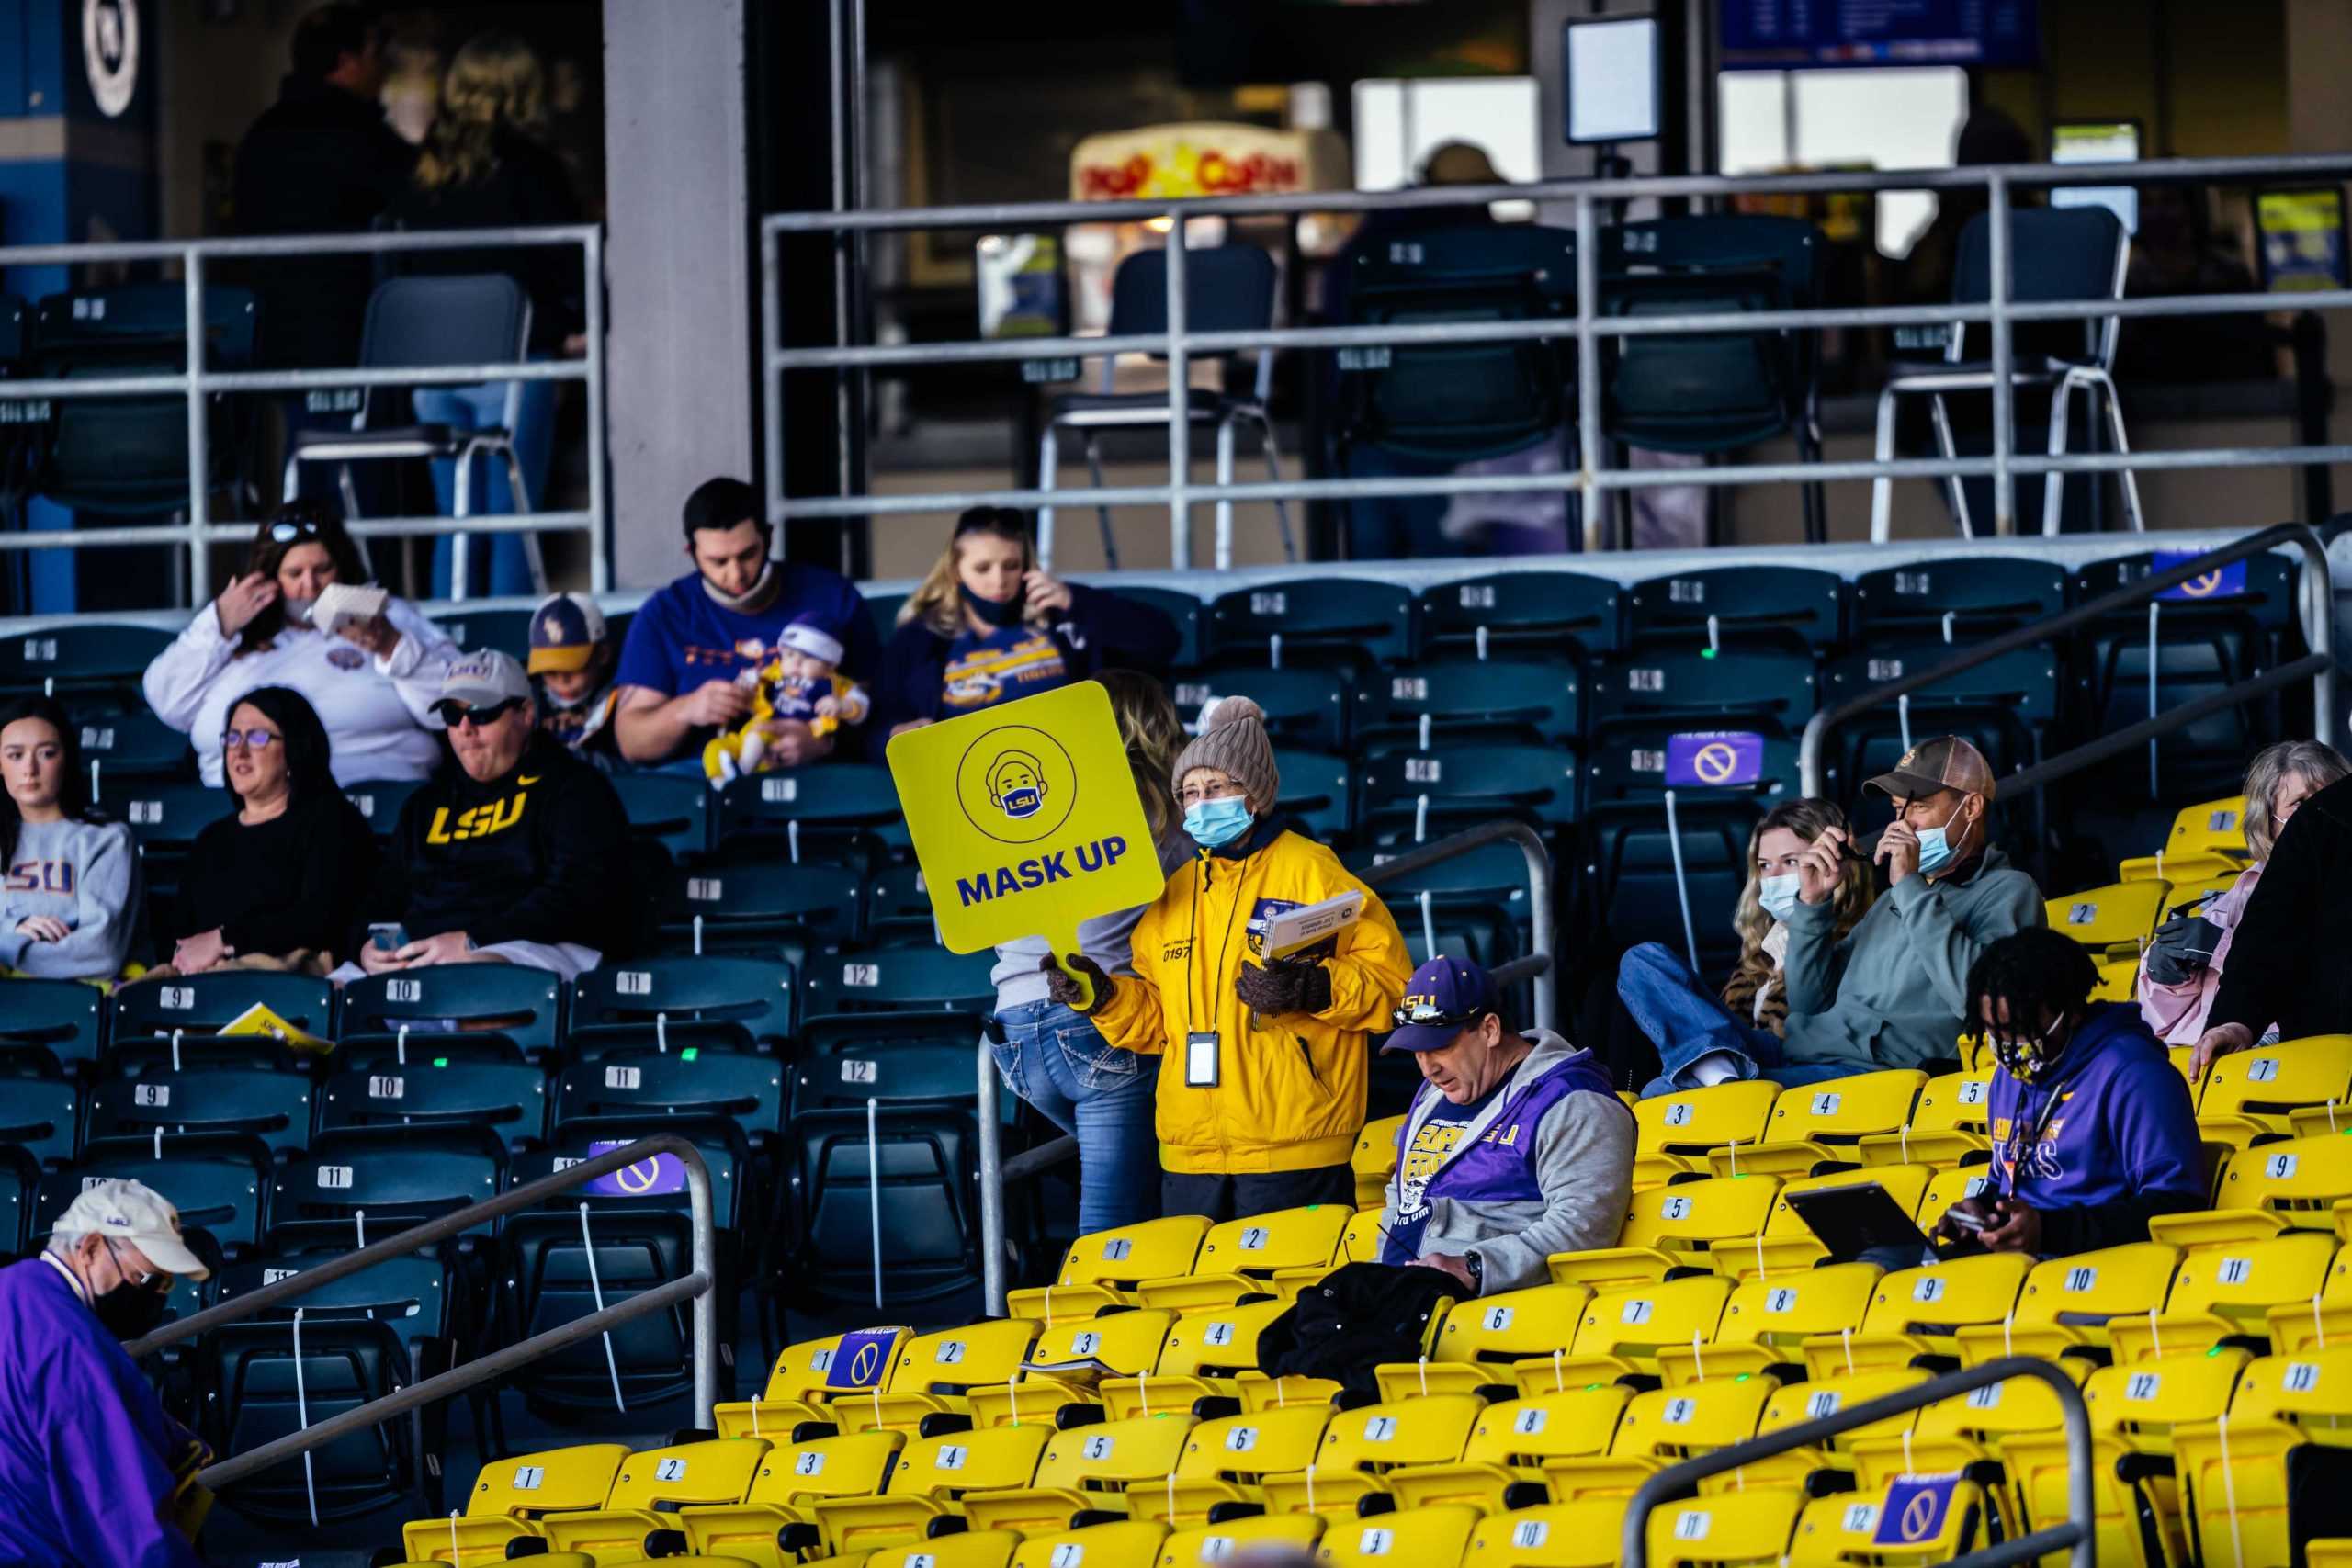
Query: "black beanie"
683 477 762 539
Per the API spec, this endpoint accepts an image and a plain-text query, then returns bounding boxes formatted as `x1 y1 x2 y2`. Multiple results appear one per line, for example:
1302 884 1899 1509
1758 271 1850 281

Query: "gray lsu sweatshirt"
0 817 142 980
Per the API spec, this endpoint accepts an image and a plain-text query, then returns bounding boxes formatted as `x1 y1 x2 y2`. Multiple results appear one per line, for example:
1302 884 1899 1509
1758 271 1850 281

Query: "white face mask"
1757 873 1803 922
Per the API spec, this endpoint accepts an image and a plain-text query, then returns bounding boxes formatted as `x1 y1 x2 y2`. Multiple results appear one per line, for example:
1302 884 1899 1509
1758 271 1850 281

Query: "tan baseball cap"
1866 735 1996 805
51 1178 210 1280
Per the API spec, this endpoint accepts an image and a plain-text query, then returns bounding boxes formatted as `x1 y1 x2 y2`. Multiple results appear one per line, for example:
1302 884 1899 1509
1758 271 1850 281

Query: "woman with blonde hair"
2144 739 2349 1047
1721 798 1876 1036
389 29 583 598
876 507 1179 735
986 671 1193 1231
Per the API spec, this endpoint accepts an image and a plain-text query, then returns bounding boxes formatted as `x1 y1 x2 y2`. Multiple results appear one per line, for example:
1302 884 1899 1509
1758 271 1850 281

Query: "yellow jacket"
1093 825 1411 1175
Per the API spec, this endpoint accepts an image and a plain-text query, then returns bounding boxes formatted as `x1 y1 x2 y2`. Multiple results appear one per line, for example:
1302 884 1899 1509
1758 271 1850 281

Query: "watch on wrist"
1464 1250 1484 1291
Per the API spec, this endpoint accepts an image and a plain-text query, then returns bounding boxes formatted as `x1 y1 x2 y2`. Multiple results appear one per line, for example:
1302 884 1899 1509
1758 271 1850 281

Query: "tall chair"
1871 206 2138 539
1036 244 1291 570
283 275 546 594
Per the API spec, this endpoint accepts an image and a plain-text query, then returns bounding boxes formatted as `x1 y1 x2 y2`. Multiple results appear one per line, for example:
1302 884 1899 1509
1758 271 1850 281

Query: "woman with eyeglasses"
142 502 459 787
0 694 141 984
160 687 378 976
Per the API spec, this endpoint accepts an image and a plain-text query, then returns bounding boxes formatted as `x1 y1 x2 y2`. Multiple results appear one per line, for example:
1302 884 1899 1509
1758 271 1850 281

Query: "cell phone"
1941 1206 1989 1233
369 923 409 953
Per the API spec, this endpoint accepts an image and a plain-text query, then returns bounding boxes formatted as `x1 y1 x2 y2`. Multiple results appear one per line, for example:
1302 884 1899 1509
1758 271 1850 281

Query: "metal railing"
762 150 2352 568
1797 520 2339 797
1623 1355 2095 1568
974 817 1556 1316
125 1134 718 1491
0 224 607 605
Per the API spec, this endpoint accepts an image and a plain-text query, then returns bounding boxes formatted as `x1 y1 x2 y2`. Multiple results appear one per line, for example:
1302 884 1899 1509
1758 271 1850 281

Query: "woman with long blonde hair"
1721 798 1876 1035
876 507 1180 735
987 670 1194 1232
389 30 582 598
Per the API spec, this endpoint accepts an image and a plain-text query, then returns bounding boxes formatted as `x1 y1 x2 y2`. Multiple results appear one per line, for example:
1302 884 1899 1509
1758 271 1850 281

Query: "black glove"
1235 959 1331 1018
2143 912 2224 987
1039 953 1114 1016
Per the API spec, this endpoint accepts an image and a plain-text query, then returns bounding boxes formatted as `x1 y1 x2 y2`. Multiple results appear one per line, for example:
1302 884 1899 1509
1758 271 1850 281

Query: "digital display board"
1721 0 2040 70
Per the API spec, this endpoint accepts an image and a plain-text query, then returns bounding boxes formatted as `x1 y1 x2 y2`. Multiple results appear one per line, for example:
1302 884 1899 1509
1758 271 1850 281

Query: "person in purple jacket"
1939 928 2207 1258
1378 955 1635 1295
0 1179 211 1567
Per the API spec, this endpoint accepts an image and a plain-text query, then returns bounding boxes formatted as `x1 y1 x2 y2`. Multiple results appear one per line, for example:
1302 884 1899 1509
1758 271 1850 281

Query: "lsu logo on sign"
426 780 536 844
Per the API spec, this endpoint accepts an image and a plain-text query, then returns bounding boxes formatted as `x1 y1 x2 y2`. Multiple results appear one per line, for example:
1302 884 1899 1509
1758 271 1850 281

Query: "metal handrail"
1623 1354 2095 1568
127 1134 720 1487
0 222 607 604
974 817 1557 1315
1797 521 2340 797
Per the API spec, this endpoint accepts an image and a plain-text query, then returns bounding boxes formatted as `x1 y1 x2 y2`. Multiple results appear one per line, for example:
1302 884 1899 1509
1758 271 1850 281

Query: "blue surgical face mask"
1757 873 1802 922
1915 802 1970 875
1183 795 1253 850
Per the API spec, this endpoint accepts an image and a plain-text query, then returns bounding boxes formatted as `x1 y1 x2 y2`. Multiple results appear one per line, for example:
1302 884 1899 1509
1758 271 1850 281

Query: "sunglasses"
1390 1000 1488 1032
106 1239 172 1293
431 696 524 729
267 517 325 544
219 728 281 750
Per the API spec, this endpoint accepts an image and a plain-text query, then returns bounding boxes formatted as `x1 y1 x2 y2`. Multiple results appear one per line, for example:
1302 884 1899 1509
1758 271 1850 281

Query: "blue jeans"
1616 941 1859 1098
415 373 555 600
990 998 1161 1235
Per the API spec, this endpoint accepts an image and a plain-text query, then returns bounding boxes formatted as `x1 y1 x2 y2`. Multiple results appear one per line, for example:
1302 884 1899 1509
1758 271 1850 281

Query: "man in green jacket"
1628 736 2045 1094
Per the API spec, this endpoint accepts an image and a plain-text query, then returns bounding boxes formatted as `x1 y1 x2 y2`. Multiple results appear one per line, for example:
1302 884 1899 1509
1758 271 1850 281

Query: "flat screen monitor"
2050 119 2141 235
1720 0 2040 70
1564 15 1660 144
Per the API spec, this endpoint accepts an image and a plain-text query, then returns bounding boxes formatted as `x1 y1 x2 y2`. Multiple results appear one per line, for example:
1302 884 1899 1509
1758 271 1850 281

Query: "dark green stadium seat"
115 780 229 859
37 1142 271 1258
554 1049 785 1148
0 1076 79 1169
0 623 175 703
1206 577 1415 668
339 966 564 1056
1822 642 2055 833
863 590 909 644
72 709 193 779
1851 556 2068 639
428 606 535 660
1624 564 1843 651
792 1015 986 1117
1271 748 1354 842
1169 666 1351 751
1359 742 1579 842
270 1133 503 1251
0 1147 37 1258
570 954 795 1048
317 1055 550 1154
800 944 998 1021
201 1316 430 1523
1416 570 1622 658
110 970 335 1045
611 772 714 864
0 978 106 1075
865 860 938 944
791 1104 977 1308
1588 644 1818 733
716 761 899 863
85 1066 315 1161
658 858 864 957
339 778 425 840
1112 585 1204 669
1352 658 1580 749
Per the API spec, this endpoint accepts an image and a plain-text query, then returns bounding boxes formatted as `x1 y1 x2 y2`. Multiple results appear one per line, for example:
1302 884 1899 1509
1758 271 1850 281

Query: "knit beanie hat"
1171 695 1280 808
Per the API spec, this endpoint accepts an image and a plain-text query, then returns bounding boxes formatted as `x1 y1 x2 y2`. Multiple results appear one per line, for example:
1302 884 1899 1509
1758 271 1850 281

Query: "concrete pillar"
600 0 753 589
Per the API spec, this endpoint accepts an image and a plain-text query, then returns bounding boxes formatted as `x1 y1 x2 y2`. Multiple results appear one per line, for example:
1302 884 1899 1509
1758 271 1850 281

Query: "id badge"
1185 1032 1221 1088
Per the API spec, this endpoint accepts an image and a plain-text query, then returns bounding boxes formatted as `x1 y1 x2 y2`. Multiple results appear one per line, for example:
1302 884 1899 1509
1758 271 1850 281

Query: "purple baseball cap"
1382 954 1499 1053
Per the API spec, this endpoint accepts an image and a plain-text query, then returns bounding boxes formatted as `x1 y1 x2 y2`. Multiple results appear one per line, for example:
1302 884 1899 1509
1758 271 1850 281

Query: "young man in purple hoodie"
1939 928 2206 1257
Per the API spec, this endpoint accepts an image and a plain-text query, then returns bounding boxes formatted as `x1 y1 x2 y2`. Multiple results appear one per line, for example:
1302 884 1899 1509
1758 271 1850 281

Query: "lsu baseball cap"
1866 735 1996 804
527 592 608 675
1383 954 1499 1053
440 649 532 711
51 1178 209 1280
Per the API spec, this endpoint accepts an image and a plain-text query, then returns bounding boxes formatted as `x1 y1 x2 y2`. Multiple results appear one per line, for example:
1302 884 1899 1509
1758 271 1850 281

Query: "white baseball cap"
51 1178 210 1280
439 649 533 711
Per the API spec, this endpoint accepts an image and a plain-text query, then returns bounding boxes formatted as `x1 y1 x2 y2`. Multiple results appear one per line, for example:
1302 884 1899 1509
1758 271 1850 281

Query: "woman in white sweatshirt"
0 694 141 982
142 503 459 787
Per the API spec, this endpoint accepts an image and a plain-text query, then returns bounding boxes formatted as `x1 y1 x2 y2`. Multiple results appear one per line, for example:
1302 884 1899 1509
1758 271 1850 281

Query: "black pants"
1161 1163 1353 1224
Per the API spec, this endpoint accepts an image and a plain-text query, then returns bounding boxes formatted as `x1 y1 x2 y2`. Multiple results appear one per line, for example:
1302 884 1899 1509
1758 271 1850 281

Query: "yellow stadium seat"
1730 1168 1933 1279
868 1532 1023 1568
537 1440 771 1561
1856 1070 1994 1168
1131 1402 1334 1525
1574 1173 1781 1277
2313 1542 2352 1568
2174 1347 2352 1568
1010 1519 1169 1568
1660 1262 1883 1382
1851 1371 2067 1535
1010 1218 1214 1323
1463 1501 1631 1568
1809 1251 2031 1372
2156 1134 2352 1248
1540 1376 1775 1504
810 1424 1054 1559
2048 880 2169 961
400 1445 632 1568
831 1320 1044 1434
2290 1101 2352 1140
966 1309 1178 1427
1724 1071 1928 1178
962 1415 1200 1539
1634 1081 1781 1186
1316 1504 1481 1568
2105 1231 2335 1362
1643 1486 1804 1566
674 1430 907 1564
1158 1513 1324 1568
1916 1166 2002 1235
2264 1240 2352 1357
1353 1116 1406 1208
1261 1393 1486 1517
2200 1036 2352 1148
2091 954 2139 1004
1374 1282 1591 1401
716 1330 912 1438
1111 1296 1295 1418
2118 795 2248 885
1786 1477 1995 1565
1747 1369 1934 1488
1271 1209 1386 1298
1952 1242 2180 1364
1516 1273 1734 1386
1136 1206 1351 1314
1386 1385 1634 1513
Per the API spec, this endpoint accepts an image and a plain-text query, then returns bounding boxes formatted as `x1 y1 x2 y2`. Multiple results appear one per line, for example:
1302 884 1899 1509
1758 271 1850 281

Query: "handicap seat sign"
1873 1475 1962 1546
581 1139 688 1198
825 1326 908 1390
2152 551 2248 602
887 682 1165 1006
1665 731 1765 789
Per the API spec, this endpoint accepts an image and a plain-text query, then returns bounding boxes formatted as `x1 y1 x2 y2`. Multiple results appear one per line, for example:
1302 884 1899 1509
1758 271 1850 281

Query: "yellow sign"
887 681 1166 1005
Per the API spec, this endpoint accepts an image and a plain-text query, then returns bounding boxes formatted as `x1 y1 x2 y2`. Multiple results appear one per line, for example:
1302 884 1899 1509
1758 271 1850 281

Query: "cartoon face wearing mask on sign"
987 750 1049 821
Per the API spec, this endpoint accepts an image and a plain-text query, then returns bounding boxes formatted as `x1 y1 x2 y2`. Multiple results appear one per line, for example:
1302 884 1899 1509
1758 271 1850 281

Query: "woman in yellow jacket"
1046 695 1412 1220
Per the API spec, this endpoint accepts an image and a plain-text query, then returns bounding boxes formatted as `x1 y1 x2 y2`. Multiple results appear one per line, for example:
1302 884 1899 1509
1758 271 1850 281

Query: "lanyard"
1183 854 1242 1040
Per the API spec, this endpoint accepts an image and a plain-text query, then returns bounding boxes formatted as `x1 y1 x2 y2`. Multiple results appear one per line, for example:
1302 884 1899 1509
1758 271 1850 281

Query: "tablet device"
1785 1179 1951 1262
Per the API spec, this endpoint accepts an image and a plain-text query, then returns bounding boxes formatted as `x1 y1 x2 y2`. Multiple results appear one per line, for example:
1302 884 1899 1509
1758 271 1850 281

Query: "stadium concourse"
2 513 2351 1566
